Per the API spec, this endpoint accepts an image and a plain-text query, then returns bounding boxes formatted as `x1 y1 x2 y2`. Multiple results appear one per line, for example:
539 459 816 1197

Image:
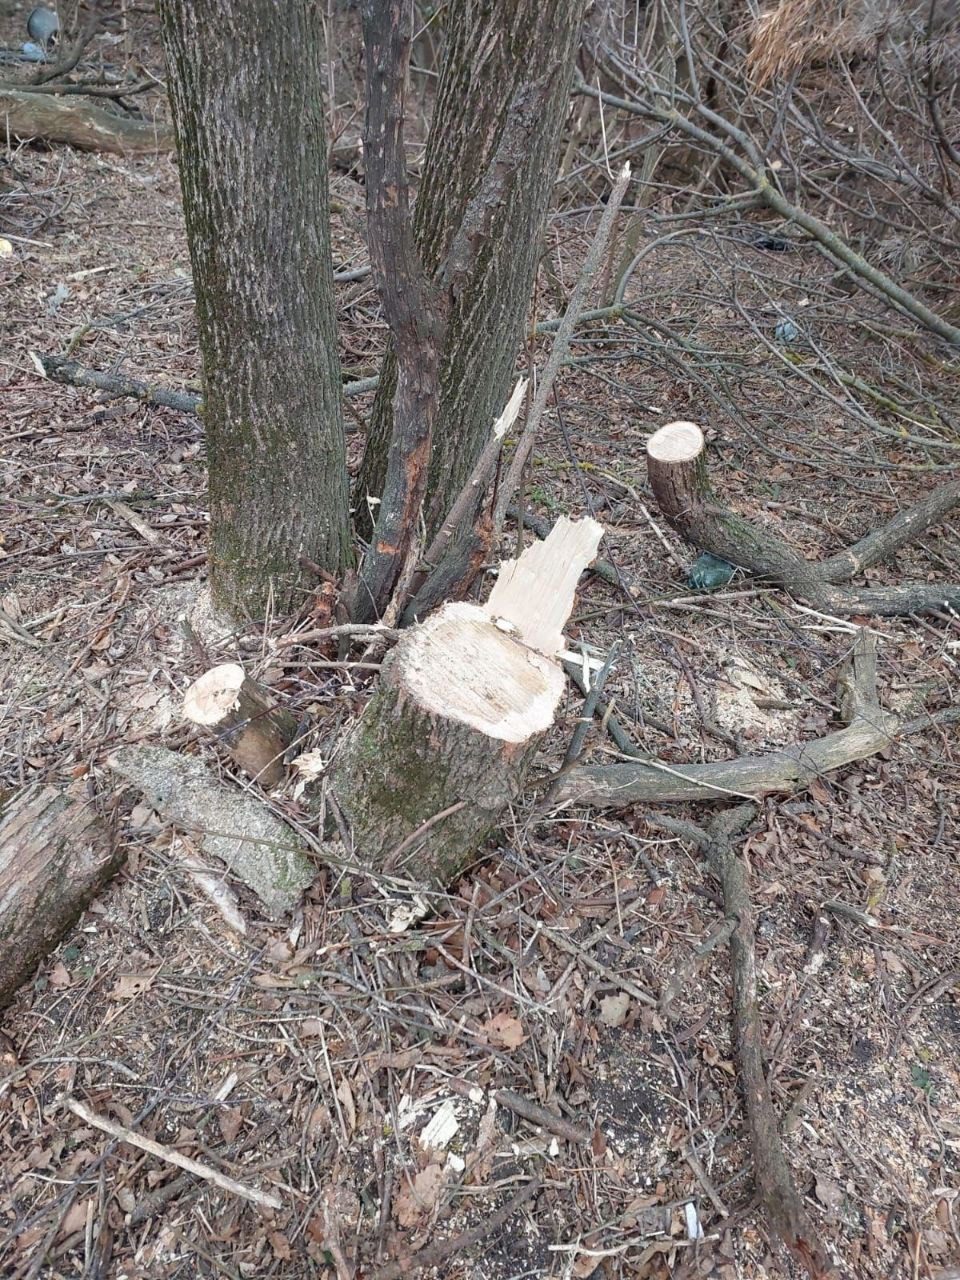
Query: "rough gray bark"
158 0 352 618
109 746 315 917
356 0 587 540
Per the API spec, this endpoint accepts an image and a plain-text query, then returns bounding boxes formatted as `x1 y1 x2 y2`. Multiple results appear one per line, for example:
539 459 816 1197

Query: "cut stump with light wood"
333 517 604 887
0 787 123 1010
646 419 960 616
646 420 711 522
183 664 297 788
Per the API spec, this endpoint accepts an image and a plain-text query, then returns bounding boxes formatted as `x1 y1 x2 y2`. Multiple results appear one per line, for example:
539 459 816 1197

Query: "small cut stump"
183 664 297 788
334 517 604 887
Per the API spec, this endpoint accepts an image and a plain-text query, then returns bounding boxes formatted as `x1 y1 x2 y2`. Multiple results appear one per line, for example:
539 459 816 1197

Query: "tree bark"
158 0 352 619
356 0 587 540
0 787 123 1009
109 746 315 918
353 0 444 622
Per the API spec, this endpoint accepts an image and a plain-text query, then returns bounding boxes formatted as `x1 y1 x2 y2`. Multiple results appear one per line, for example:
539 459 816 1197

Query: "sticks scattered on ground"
371 1178 542 1280
62 1097 283 1211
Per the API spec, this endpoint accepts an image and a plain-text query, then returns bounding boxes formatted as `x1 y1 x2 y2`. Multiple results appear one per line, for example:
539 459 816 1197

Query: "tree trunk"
356 0 587 540
157 0 352 619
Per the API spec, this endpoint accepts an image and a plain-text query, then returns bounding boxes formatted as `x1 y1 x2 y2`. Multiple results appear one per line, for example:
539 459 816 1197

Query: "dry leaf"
268 1231 291 1260
110 971 158 1000
336 1076 357 1134
599 993 630 1027
393 1163 444 1227
815 1174 844 1213
58 1198 90 1240
485 1012 526 1048
48 962 72 990
218 1107 244 1144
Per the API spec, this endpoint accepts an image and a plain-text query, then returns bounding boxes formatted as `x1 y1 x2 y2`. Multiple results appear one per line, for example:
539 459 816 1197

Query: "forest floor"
1 11 959 1280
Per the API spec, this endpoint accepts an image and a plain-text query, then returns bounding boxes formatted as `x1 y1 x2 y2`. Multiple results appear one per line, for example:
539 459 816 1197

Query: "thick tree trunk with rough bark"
158 0 352 618
356 0 587 540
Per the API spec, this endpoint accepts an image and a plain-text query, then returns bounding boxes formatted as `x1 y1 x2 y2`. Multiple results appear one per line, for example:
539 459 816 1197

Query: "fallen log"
183 664 297 789
0 786 123 1010
334 516 604 886
646 420 960 616
0 88 173 154
108 746 314 917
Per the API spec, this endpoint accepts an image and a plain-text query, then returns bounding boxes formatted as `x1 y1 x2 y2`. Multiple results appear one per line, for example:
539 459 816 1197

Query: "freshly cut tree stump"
647 420 960 616
334 517 604 886
0 787 123 1009
183 664 297 788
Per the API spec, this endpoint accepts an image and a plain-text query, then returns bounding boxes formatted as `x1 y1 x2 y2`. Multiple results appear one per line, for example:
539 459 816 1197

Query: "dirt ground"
1 8 959 1280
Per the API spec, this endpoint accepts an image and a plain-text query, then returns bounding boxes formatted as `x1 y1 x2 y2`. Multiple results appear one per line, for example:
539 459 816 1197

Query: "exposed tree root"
652 805 839 1279
556 630 901 808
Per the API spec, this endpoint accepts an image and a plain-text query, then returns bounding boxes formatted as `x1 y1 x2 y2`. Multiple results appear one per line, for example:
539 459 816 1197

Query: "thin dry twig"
63 1097 283 1210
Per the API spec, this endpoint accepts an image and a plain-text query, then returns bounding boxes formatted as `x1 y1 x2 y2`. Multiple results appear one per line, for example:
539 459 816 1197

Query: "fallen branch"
108 745 315 917
493 1088 592 1146
574 77 960 346
63 1097 282 1211
34 354 371 421
646 420 960 616
492 163 633 540
0 88 172 154
669 807 837 1278
556 630 900 808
